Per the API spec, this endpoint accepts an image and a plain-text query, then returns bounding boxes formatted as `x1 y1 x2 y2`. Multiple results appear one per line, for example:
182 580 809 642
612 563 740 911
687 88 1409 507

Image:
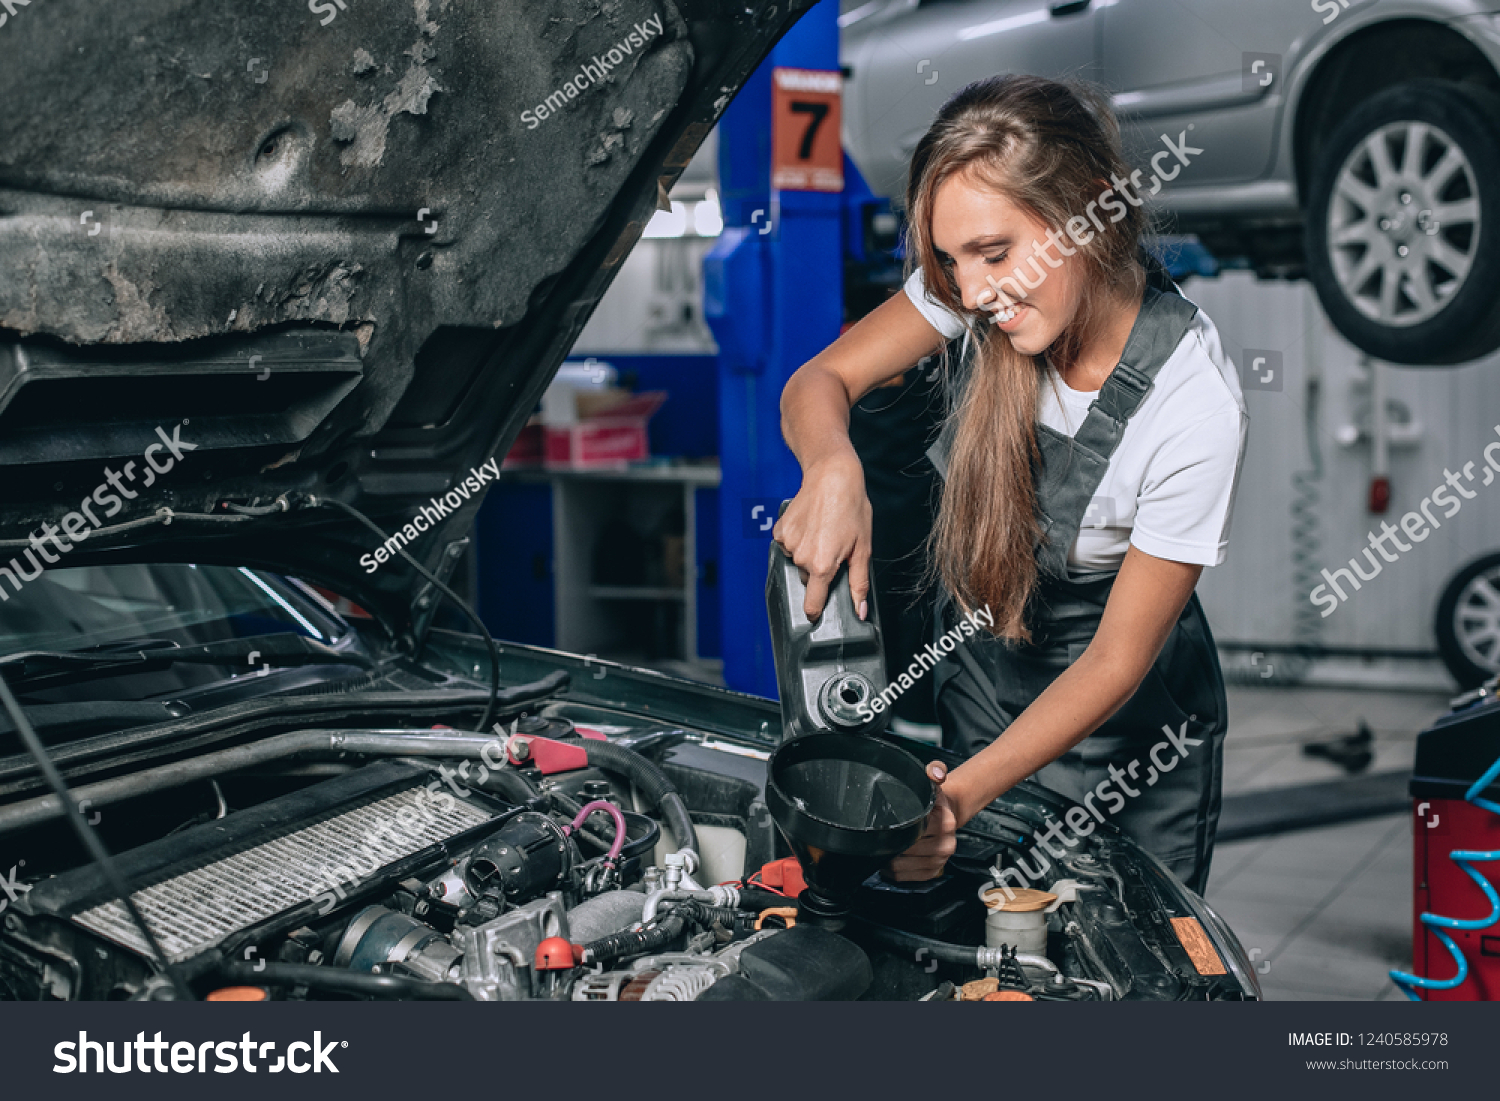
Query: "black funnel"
765 732 935 928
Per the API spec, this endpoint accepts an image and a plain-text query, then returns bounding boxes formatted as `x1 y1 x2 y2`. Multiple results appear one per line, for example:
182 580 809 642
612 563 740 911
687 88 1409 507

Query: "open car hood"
0 0 802 642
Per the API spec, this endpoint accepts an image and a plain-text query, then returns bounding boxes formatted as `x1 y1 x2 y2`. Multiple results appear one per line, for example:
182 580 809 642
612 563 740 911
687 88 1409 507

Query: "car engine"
0 708 1255 1002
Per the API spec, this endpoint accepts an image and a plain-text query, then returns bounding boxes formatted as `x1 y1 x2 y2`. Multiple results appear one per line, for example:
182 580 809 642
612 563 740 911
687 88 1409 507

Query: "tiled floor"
1218 681 1454 794
1207 681 1457 1001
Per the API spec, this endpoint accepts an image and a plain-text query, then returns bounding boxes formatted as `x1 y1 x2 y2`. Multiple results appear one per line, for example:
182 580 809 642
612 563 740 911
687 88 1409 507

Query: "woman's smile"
988 299 1029 331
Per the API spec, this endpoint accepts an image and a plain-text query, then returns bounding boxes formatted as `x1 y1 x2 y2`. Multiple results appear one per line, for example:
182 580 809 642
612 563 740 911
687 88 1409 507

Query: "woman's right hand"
771 452 873 622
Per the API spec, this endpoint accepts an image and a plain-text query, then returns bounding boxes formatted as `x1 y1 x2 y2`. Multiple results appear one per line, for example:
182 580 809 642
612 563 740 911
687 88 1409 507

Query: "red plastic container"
1408 691 1500 1000
1411 797 1500 999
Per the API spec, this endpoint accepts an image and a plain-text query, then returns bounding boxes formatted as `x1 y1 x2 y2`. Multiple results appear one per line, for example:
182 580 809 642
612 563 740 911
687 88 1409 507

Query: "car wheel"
1305 80 1500 366
1435 552 1500 689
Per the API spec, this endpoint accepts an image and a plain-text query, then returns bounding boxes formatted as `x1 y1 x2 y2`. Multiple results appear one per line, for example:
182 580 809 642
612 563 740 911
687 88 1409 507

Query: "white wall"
572 237 719 355
1189 271 1500 654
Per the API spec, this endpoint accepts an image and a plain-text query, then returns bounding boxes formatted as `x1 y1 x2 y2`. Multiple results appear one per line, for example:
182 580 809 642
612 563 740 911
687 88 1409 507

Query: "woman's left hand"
888 761 961 882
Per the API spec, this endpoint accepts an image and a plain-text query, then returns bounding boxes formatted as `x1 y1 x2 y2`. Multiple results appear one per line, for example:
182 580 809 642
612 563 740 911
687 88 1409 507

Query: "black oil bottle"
765 501 891 742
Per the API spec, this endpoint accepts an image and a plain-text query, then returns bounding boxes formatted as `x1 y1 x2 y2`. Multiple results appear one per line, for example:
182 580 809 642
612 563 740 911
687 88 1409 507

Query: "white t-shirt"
904 269 1247 572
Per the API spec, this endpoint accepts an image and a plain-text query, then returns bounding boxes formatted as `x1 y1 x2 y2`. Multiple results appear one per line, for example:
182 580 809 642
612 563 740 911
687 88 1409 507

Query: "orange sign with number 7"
772 68 843 193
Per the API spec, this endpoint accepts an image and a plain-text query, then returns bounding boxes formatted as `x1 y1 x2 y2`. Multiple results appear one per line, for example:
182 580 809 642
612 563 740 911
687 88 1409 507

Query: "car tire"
1435 552 1500 689
1305 80 1500 366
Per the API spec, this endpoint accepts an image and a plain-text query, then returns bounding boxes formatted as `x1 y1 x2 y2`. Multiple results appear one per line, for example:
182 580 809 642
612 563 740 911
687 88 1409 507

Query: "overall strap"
1031 283 1199 579
1068 284 1200 461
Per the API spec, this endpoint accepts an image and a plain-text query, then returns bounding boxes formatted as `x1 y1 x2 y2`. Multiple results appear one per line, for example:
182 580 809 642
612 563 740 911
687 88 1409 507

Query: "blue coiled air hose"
1390 753 1500 1000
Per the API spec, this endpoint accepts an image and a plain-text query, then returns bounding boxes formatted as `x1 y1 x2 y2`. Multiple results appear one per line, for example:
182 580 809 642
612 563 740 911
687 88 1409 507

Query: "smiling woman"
775 74 1247 895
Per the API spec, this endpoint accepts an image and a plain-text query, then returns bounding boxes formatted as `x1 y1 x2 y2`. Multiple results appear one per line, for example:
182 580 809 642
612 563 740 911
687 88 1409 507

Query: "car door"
1098 0 1310 186
843 0 1101 202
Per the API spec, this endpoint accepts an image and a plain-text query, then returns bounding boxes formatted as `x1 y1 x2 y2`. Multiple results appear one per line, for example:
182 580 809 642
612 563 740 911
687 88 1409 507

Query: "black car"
0 1 1257 1002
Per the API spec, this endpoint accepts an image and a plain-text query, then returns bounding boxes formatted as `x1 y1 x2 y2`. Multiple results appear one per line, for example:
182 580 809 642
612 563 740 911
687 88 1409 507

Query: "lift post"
704 0 842 697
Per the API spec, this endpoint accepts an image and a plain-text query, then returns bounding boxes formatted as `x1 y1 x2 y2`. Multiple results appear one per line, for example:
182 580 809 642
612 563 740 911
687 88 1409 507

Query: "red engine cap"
506 734 589 774
534 936 577 971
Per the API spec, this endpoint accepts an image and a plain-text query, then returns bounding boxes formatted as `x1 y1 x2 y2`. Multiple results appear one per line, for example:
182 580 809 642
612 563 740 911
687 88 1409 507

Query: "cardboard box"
543 391 667 469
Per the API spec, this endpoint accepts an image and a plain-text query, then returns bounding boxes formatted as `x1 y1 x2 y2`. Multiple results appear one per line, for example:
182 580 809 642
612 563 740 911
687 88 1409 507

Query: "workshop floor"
1206 681 1455 1001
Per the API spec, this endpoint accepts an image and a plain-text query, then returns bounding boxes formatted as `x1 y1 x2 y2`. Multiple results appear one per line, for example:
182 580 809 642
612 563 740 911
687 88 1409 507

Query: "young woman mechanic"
773 75 1247 895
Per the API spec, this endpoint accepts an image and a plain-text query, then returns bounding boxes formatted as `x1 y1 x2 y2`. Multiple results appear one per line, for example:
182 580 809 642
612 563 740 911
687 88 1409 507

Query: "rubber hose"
618 811 661 863
659 900 746 929
218 961 474 1000
478 766 547 809
853 919 980 966
581 912 687 965
736 887 792 913
569 738 701 857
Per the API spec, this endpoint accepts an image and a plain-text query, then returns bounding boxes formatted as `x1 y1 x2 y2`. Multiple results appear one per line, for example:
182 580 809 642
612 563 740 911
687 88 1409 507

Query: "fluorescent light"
644 201 689 238
693 192 723 237
959 8 1048 41
838 1 882 28
240 568 323 640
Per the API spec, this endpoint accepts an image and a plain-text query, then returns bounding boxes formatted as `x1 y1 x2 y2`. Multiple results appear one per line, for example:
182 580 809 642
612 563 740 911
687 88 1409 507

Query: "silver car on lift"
840 0 1500 367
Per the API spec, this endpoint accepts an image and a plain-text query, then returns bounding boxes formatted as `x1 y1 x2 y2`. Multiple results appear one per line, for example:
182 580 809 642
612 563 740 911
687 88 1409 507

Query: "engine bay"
0 704 1255 1002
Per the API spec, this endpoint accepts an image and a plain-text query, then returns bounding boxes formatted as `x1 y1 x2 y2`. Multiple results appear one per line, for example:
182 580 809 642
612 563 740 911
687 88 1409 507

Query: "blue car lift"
706 0 890 698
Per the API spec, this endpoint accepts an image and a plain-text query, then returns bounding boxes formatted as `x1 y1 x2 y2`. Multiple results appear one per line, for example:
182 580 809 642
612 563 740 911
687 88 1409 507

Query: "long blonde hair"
907 74 1150 642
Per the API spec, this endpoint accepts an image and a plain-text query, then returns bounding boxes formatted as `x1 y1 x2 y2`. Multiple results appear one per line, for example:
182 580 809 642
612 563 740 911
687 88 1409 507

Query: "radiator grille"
73 786 493 963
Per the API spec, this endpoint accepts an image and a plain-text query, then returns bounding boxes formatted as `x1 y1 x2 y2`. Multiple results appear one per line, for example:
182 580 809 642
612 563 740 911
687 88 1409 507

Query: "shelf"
588 585 687 601
501 460 720 486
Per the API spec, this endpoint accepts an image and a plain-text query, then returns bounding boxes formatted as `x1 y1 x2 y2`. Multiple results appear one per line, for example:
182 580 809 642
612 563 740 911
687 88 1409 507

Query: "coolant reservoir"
978 886 1057 955
765 502 890 742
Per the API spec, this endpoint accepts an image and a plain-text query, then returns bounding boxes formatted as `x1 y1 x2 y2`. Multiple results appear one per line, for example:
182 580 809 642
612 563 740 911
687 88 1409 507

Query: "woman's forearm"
780 362 861 475
943 648 1146 823
780 290 947 474
942 550 1204 824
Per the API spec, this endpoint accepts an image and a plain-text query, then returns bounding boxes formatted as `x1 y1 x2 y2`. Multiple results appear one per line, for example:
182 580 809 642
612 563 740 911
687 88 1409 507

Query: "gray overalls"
926 270 1228 895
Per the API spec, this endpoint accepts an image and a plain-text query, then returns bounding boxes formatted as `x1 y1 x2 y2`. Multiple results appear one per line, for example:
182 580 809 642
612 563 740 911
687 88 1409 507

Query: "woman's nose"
959 267 996 314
